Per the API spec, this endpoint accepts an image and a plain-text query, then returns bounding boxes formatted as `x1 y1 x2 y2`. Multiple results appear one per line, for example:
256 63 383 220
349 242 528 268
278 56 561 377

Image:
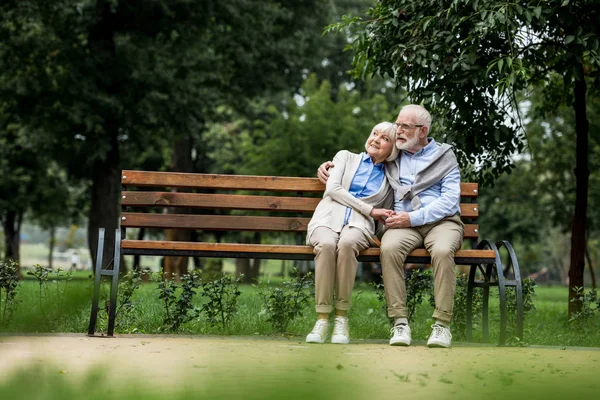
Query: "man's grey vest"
384 143 459 211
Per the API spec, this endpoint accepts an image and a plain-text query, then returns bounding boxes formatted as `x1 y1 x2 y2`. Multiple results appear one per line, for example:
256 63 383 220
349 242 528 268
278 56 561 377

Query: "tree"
329 0 600 316
0 0 329 273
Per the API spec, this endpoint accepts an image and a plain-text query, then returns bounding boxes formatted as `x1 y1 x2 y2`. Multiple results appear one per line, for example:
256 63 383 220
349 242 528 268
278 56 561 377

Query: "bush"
0 259 20 326
200 274 242 328
153 269 202 332
257 270 314 333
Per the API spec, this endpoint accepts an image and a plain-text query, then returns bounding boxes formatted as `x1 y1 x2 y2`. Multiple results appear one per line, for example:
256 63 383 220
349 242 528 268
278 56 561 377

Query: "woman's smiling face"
366 129 394 164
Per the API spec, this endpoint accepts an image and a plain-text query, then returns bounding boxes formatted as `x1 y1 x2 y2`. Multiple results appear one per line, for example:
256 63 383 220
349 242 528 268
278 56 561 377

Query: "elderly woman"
305 122 399 344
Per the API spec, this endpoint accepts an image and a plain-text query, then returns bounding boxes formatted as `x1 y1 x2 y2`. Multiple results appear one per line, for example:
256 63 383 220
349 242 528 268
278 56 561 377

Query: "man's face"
394 112 424 152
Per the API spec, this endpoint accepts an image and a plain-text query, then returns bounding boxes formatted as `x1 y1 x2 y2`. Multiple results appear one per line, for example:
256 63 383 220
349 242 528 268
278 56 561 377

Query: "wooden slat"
122 191 478 217
121 170 478 197
122 212 479 238
121 213 310 231
121 240 495 260
460 182 479 198
121 170 324 192
122 192 321 212
460 203 479 218
464 224 479 239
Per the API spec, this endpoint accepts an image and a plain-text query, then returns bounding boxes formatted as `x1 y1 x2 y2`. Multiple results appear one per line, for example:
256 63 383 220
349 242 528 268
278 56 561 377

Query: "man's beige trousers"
380 214 464 324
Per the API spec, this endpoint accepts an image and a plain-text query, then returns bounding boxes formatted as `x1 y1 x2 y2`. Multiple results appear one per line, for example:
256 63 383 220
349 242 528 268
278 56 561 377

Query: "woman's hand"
370 208 394 224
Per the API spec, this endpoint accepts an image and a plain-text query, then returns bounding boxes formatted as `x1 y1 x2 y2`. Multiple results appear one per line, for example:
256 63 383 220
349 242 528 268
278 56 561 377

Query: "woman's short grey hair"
364 121 400 162
398 104 432 131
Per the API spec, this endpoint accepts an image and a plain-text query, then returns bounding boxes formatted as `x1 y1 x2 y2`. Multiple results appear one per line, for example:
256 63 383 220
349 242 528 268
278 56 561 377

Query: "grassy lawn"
1 275 598 347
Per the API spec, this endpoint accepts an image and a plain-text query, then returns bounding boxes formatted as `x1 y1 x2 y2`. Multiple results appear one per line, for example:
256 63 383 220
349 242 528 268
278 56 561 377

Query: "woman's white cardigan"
306 150 393 246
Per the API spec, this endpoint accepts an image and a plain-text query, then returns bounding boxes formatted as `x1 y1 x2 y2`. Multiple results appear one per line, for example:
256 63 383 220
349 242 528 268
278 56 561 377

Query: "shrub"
200 274 242 328
0 259 20 326
257 270 313 333
569 287 599 331
153 269 202 332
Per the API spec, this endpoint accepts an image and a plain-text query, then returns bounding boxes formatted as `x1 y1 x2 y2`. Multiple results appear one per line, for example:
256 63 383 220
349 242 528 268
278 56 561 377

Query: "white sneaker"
331 316 350 344
306 319 330 344
427 324 452 348
389 324 412 346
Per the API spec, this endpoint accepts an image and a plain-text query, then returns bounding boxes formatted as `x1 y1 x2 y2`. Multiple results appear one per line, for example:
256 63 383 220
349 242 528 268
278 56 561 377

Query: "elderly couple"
305 104 463 348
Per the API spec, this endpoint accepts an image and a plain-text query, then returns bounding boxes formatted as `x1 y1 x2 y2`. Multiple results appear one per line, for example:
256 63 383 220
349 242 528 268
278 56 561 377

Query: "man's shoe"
389 323 412 346
306 319 330 344
427 324 452 348
331 316 350 344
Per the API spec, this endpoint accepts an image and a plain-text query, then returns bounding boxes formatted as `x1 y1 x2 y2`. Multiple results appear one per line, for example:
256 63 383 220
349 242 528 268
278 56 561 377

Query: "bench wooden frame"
88 170 524 344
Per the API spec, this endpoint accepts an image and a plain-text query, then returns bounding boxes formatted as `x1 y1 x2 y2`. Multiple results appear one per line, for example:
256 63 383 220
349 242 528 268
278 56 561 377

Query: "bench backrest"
119 170 480 242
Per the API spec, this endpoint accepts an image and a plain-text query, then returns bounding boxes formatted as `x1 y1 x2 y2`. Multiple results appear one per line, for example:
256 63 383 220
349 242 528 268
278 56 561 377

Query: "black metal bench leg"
497 240 524 341
495 259 508 346
107 229 121 337
87 228 105 336
515 274 524 340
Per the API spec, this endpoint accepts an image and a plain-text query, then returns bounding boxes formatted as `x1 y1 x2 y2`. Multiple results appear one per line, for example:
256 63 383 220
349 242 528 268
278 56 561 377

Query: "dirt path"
1 334 599 399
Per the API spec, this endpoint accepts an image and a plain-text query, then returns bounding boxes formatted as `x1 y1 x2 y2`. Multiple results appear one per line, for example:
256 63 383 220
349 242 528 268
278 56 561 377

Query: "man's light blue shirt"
394 139 461 226
344 153 385 224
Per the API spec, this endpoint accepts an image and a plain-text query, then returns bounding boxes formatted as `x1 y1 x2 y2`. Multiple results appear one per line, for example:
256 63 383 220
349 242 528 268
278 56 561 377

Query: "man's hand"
370 208 394 224
317 161 334 184
385 211 411 228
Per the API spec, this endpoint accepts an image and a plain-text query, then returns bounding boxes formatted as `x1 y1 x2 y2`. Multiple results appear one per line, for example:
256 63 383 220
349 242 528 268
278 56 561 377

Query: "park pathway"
1 334 598 399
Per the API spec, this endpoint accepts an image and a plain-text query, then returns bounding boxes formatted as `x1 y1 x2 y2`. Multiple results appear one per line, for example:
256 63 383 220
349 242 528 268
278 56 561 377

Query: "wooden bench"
88 170 524 344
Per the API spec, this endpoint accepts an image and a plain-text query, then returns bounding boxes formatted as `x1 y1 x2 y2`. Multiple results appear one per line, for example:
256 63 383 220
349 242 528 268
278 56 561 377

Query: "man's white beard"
396 135 420 151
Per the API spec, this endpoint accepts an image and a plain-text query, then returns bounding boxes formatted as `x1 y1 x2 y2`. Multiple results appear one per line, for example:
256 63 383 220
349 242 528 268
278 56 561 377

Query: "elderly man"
317 104 463 348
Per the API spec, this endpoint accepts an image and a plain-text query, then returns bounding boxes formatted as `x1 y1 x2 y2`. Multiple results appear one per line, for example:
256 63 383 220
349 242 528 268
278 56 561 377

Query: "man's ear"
419 126 429 138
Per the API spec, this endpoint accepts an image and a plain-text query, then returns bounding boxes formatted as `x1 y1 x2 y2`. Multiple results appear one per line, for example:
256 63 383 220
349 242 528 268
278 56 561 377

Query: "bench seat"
121 239 496 264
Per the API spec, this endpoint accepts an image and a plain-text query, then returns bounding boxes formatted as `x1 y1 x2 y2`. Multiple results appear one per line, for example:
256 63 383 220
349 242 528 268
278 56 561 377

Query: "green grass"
1 278 599 347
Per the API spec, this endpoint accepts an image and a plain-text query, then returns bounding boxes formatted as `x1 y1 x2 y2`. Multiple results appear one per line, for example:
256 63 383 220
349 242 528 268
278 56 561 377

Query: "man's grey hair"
398 104 432 131
364 121 400 162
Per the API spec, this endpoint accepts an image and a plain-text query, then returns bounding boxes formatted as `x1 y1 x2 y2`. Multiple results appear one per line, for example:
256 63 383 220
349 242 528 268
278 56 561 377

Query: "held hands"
384 211 411 228
317 161 334 184
317 159 411 228
370 208 394 224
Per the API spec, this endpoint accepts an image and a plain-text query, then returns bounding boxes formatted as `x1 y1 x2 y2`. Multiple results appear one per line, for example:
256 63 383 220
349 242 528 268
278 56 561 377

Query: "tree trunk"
585 246 596 289
163 134 194 279
2 209 22 263
568 68 590 318
48 226 56 270
88 135 121 271
86 0 122 273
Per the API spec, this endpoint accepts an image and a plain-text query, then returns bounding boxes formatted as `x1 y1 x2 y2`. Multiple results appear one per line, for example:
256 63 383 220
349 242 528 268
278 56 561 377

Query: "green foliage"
97 268 146 333
506 277 537 343
568 287 599 330
0 0 333 268
451 273 483 341
370 281 387 313
257 270 314 333
406 269 434 322
328 0 600 184
26 264 53 319
24 264 73 328
153 269 202 332
0 259 20 325
200 274 242 328
212 74 401 178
